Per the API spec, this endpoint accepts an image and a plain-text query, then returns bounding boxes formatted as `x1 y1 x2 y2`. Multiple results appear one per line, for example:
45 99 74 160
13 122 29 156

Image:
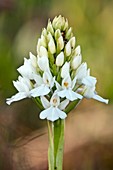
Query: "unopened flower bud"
47 32 53 41
56 52 64 66
42 28 47 36
47 20 54 35
65 27 73 40
55 29 61 40
52 15 65 30
38 56 49 71
57 36 64 51
29 52 37 68
73 46 82 69
65 41 71 56
61 62 70 78
70 37 76 49
52 16 58 27
63 18 68 31
39 46 48 57
48 39 56 54
37 38 41 54
40 35 47 48
71 54 82 70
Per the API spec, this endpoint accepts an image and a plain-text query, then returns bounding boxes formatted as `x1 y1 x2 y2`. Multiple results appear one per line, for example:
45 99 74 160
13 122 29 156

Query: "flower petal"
66 89 82 101
30 85 50 97
39 108 49 119
39 46 48 57
6 92 27 105
41 96 50 109
55 107 67 119
17 58 36 79
71 76 77 89
76 62 87 83
57 89 67 98
59 99 69 110
58 88 82 101
62 75 72 89
55 81 62 91
50 94 60 107
83 86 95 98
43 71 54 88
93 94 109 104
38 56 49 71
82 76 97 87
33 74 43 86
61 62 70 78
47 107 59 121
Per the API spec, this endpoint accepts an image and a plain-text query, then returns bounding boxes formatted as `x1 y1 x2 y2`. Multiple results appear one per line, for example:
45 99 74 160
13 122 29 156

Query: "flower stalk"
48 119 65 170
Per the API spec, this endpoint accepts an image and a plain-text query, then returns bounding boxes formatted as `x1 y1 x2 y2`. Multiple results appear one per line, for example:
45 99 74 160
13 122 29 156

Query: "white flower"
83 81 108 104
56 75 83 101
56 52 64 67
40 94 69 121
6 76 32 105
83 77 109 104
77 63 87 77
75 62 88 83
17 53 37 79
71 45 82 69
82 76 97 87
30 71 54 97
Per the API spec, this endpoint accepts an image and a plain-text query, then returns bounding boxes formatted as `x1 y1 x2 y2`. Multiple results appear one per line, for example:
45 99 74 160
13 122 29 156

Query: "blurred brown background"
0 0 113 169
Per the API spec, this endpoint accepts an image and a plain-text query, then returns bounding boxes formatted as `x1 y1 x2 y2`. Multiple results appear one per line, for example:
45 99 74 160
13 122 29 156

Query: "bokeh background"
0 0 113 169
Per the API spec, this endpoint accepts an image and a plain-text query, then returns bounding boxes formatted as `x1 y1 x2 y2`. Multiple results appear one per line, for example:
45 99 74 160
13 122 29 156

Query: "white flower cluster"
6 15 108 121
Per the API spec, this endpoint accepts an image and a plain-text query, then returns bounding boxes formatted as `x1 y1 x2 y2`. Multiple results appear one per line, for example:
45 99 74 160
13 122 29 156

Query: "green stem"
55 119 65 170
47 121 54 170
48 119 65 170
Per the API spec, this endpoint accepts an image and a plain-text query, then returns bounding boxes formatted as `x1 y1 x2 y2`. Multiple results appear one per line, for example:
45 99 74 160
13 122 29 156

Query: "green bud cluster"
37 15 75 77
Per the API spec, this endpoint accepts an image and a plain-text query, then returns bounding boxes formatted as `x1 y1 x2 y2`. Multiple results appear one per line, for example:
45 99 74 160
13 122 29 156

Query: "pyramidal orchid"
6 15 108 170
